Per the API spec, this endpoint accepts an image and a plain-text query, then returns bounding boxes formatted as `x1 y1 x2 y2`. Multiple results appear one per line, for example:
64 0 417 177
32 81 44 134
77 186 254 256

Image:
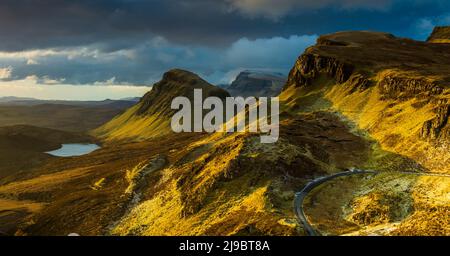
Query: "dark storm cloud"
0 0 265 51
0 0 449 86
0 34 317 85
226 0 394 19
0 0 448 51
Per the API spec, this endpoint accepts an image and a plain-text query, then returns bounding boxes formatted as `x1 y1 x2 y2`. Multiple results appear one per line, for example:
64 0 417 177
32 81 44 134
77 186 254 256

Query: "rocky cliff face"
282 31 450 173
421 104 450 140
227 70 286 97
285 54 354 90
378 75 444 99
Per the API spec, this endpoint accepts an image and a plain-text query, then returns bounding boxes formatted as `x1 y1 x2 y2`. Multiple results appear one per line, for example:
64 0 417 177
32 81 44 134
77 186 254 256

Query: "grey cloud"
0 34 317 85
0 0 268 51
413 12 450 39
1 0 447 52
227 0 393 19
0 0 449 87
223 35 317 69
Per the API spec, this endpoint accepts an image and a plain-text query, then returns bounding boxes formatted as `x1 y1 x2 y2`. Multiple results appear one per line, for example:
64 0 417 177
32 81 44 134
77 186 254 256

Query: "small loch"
46 143 100 157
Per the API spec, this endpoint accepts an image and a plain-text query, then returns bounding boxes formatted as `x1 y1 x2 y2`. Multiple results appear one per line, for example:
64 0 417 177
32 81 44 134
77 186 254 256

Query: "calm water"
46 143 100 157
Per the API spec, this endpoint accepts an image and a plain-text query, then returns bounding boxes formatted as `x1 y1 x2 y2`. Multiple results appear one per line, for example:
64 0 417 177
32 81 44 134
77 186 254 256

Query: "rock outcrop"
421 104 450 141
285 54 354 89
282 31 450 172
226 70 286 97
378 75 444 100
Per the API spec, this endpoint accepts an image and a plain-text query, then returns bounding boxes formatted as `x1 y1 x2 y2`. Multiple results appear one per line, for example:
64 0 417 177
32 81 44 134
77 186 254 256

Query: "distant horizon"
0 83 152 101
0 94 142 102
0 68 290 101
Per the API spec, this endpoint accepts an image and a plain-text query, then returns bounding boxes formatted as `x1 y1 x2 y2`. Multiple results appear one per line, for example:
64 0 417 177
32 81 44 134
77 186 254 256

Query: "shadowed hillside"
0 101 135 132
93 69 230 142
0 125 94 181
0 30 448 236
280 29 449 235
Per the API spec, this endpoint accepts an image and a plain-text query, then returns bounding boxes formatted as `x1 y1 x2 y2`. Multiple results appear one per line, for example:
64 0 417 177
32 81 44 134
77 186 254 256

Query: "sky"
0 0 449 100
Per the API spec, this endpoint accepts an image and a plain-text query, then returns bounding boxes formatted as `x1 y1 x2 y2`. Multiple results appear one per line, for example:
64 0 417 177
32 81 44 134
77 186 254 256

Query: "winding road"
294 169 450 236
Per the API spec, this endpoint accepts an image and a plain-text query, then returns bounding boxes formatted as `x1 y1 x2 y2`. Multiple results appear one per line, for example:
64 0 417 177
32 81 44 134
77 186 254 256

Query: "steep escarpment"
226 70 286 97
281 31 450 173
285 54 354 90
421 103 449 140
93 69 229 142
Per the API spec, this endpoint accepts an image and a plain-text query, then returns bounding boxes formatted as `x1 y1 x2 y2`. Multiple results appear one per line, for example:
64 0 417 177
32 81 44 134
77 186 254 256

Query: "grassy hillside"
279 31 450 235
1 32 448 236
93 69 229 142
281 31 450 174
92 104 172 142
0 125 94 181
0 111 375 235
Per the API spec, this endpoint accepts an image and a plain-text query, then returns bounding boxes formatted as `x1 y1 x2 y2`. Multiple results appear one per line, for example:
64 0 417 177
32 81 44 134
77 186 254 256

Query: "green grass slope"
93 69 229 142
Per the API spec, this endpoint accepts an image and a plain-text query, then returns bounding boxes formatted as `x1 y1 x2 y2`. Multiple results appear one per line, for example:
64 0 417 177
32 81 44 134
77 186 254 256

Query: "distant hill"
427 26 450 43
0 125 93 180
0 97 138 108
119 97 141 102
0 101 135 132
0 96 37 102
225 70 286 97
93 69 230 142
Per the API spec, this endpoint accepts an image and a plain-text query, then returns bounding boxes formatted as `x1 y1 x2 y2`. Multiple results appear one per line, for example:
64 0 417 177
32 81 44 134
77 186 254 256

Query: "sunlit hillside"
93 69 230 142
0 30 449 237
